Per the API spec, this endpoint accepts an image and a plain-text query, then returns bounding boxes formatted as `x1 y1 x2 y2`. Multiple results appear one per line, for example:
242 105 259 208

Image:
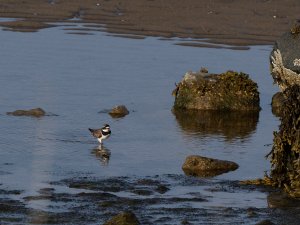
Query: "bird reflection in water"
91 145 111 166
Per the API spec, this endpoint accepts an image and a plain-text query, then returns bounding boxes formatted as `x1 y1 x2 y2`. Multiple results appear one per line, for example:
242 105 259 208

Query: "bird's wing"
89 128 102 138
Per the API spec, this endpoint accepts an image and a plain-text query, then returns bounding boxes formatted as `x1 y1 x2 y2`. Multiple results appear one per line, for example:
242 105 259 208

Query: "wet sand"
0 0 299 45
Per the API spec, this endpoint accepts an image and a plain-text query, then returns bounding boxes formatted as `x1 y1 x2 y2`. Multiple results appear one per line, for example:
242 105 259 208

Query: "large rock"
182 155 239 177
103 211 140 225
172 70 260 111
270 24 300 91
6 108 46 117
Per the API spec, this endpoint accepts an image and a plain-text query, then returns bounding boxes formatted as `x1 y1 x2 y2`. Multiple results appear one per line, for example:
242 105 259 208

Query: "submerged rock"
255 220 275 225
270 24 300 91
267 192 300 208
6 108 46 117
109 105 129 118
268 85 300 197
172 69 260 111
182 155 239 177
103 211 140 225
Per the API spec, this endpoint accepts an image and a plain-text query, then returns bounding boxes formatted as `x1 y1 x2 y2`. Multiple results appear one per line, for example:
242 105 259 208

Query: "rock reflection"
172 108 259 141
91 146 111 166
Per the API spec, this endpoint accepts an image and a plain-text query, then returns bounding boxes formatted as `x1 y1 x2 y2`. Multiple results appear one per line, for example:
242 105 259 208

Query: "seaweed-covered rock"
270 24 300 91
109 105 129 118
103 211 140 225
182 155 239 177
6 108 46 117
172 70 260 111
268 85 300 197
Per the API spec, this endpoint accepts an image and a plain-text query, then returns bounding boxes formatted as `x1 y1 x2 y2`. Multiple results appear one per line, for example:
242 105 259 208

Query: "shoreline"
0 0 299 46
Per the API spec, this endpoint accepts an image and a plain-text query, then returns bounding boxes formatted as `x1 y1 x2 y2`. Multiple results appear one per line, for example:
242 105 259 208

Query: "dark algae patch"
2 175 300 224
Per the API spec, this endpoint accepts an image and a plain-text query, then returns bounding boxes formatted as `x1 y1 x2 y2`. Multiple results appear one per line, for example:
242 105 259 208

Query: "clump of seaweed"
267 85 300 198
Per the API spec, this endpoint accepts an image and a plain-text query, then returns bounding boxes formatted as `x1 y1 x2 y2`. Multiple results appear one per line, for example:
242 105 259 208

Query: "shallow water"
0 22 283 223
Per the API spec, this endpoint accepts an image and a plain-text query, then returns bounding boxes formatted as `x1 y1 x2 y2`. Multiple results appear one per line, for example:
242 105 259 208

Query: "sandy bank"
0 0 299 45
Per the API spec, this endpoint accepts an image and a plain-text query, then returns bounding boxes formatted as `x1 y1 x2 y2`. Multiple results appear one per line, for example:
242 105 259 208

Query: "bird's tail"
88 128 94 133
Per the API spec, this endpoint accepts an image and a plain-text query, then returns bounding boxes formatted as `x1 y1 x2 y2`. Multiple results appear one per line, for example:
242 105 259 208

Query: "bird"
88 124 111 144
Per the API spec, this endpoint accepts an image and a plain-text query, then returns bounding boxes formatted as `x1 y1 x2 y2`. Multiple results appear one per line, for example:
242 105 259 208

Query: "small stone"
181 219 191 225
255 220 275 225
155 185 170 194
6 108 46 117
182 155 239 177
109 105 129 118
103 211 140 225
246 207 257 217
131 189 153 196
271 92 285 117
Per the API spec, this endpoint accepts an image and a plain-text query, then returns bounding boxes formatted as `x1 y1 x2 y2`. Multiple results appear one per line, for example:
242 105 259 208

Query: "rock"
155 185 170 194
6 108 46 117
255 220 275 225
182 155 239 177
103 211 140 225
246 207 258 217
109 105 129 118
172 70 260 111
267 192 300 208
271 92 285 117
270 24 300 91
181 219 191 225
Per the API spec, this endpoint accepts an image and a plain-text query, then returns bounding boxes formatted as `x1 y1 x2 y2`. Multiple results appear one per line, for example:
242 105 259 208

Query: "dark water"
0 22 284 223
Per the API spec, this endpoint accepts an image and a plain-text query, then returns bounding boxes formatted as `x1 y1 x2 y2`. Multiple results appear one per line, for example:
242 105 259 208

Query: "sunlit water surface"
0 23 280 210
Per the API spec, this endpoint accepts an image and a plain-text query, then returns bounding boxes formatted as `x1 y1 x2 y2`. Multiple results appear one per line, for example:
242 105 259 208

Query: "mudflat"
0 0 299 45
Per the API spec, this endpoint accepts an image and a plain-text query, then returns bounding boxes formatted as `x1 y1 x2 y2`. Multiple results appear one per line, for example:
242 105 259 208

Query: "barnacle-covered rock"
268 85 300 198
270 24 300 91
172 69 260 111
